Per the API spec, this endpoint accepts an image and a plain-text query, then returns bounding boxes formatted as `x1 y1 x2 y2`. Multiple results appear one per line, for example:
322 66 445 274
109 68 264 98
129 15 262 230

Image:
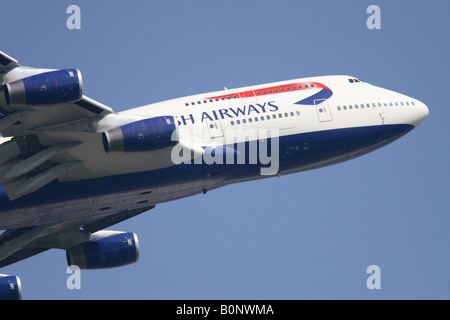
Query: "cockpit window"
348 78 362 83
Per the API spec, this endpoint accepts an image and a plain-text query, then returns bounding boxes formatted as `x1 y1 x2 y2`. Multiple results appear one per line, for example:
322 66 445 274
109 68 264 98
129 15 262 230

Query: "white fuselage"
0 75 429 230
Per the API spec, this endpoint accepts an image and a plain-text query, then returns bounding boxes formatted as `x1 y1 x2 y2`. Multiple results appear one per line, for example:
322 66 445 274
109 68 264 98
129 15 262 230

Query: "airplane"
0 50 428 299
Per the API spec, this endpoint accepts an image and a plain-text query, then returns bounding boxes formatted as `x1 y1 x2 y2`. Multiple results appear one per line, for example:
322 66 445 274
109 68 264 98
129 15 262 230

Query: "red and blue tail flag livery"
0 51 428 299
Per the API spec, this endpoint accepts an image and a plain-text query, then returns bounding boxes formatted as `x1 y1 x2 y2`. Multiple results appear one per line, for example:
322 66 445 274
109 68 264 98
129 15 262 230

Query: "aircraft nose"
413 99 429 127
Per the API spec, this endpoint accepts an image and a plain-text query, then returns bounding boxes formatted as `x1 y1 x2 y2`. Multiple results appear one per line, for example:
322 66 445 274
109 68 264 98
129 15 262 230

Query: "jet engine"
0 274 22 300
4 68 82 106
66 231 139 270
102 116 177 153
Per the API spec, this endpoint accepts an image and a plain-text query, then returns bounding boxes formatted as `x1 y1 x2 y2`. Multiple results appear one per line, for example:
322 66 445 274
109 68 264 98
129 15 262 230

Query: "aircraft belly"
0 170 226 229
0 124 413 229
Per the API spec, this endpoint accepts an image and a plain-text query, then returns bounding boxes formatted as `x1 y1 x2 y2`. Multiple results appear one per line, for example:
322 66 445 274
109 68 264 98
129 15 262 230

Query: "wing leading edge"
0 51 18 73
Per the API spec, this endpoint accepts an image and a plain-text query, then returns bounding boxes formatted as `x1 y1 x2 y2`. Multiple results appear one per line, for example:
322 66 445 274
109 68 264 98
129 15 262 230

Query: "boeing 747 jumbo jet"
0 51 428 299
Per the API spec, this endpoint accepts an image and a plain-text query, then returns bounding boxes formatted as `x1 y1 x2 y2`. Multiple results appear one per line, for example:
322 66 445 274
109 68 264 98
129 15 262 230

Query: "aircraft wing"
0 205 155 268
0 52 165 271
0 51 19 73
0 51 113 200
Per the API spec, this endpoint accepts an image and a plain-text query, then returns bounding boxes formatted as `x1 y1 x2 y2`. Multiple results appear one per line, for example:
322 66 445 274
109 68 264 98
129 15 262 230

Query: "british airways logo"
177 101 279 126
294 87 333 105
176 81 333 125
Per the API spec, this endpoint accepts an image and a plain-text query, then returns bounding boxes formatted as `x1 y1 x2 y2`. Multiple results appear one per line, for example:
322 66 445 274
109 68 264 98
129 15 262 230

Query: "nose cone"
413 99 429 127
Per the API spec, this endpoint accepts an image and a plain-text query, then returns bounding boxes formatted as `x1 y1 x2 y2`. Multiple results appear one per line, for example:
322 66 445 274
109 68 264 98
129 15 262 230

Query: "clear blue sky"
0 0 448 299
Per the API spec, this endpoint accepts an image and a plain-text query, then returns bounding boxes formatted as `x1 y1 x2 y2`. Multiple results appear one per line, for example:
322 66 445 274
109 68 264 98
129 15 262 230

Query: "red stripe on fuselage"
205 82 329 101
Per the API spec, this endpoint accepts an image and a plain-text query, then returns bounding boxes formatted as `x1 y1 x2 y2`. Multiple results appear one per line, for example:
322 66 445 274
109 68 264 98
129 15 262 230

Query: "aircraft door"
314 99 332 122
236 87 257 103
205 118 224 140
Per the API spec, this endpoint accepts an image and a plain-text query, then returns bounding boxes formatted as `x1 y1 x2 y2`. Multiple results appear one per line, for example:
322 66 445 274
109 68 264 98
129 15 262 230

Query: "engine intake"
102 116 177 153
66 232 139 270
0 275 22 300
4 68 82 106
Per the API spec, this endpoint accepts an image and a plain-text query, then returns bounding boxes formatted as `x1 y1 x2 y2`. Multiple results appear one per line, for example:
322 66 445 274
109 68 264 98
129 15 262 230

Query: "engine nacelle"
0 274 22 300
102 116 177 153
4 68 82 106
66 232 139 270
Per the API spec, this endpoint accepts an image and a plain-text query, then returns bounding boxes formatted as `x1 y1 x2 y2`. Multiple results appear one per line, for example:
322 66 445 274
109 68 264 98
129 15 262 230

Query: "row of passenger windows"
337 101 415 111
184 84 317 106
254 84 315 95
187 99 222 106
230 111 300 125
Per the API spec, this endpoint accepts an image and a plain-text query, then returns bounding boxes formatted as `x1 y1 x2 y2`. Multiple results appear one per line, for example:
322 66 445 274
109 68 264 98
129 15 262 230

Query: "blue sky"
0 0 449 299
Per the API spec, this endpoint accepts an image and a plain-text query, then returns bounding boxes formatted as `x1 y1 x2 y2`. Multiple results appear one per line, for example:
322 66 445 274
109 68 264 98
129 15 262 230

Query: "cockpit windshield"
348 78 363 83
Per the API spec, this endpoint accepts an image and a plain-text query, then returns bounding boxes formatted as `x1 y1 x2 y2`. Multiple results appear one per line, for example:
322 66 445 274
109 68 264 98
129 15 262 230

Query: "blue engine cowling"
66 232 139 270
0 275 22 300
4 68 82 106
102 116 177 153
